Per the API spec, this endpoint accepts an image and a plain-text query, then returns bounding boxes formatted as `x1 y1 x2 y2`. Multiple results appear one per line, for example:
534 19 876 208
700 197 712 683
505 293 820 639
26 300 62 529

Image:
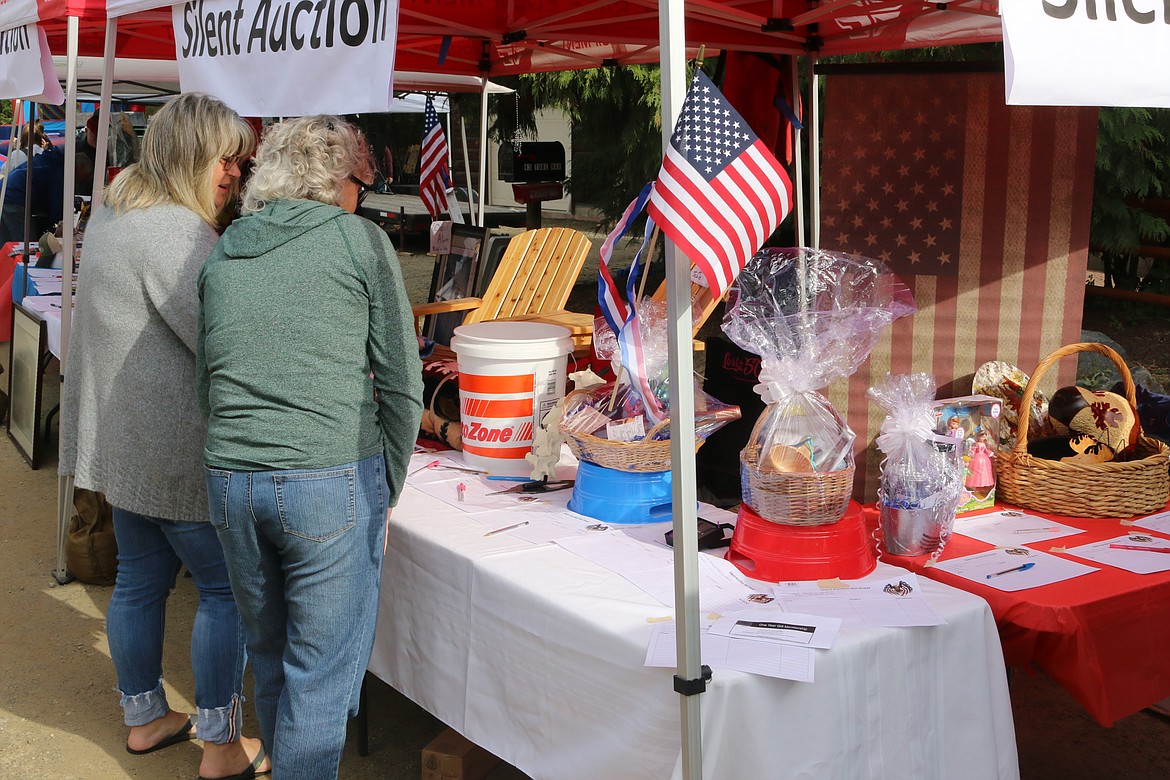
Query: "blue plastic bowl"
568 460 676 524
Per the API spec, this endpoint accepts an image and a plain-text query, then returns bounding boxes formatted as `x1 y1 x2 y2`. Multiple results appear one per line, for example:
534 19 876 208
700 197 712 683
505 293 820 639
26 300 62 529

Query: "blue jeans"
106 507 246 744
206 453 388 780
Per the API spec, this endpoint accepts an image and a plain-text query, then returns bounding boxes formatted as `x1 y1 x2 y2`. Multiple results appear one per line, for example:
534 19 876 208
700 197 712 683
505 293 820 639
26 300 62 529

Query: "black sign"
498 141 566 183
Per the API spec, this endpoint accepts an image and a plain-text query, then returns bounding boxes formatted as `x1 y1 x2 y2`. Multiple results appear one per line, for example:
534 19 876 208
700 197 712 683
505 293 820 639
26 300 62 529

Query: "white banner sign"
0 25 64 104
173 0 399 117
1002 1 1170 108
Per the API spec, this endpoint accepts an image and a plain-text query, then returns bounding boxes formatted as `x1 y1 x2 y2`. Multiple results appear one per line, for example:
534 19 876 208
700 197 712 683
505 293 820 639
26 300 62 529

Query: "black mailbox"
498 141 566 183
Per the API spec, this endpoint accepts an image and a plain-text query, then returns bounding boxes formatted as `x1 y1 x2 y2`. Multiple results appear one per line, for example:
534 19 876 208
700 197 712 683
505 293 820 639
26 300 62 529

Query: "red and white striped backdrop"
818 71 1097 500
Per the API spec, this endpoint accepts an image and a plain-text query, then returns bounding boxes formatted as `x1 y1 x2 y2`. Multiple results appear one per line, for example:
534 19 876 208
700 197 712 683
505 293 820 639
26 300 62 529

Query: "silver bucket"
878 500 958 556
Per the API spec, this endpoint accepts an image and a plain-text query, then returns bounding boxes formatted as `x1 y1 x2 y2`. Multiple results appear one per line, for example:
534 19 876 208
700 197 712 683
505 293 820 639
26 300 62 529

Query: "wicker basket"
996 342 1170 518
558 388 702 473
740 444 855 526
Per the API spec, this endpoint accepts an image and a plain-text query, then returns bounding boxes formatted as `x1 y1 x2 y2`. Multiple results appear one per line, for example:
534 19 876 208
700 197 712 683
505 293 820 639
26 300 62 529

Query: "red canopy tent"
26 1 1003 72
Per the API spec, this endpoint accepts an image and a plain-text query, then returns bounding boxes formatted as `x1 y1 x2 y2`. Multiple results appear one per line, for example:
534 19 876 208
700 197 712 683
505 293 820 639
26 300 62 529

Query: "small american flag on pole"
648 71 794 297
420 96 451 220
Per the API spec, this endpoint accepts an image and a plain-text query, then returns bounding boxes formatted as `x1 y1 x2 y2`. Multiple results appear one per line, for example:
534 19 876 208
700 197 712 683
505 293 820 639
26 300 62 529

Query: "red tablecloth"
869 500 1170 727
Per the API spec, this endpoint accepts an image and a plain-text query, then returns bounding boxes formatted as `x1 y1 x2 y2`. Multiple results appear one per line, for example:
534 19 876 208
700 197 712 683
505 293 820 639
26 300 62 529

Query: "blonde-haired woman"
197 115 422 779
60 93 270 780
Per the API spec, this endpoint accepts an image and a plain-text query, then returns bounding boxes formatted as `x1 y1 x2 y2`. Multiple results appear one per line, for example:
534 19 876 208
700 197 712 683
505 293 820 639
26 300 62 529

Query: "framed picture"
424 224 486 345
475 231 513 297
7 304 47 468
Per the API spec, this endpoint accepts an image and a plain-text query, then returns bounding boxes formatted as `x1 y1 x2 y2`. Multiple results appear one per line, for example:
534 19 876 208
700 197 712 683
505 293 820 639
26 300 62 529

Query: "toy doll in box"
932 395 1002 512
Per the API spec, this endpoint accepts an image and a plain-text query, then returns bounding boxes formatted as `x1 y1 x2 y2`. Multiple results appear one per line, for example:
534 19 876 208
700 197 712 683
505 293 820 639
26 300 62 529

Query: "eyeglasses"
220 154 241 169
348 174 374 206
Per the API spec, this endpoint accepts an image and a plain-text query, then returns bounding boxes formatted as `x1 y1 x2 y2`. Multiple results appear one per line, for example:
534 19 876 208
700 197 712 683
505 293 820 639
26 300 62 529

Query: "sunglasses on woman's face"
348 175 373 206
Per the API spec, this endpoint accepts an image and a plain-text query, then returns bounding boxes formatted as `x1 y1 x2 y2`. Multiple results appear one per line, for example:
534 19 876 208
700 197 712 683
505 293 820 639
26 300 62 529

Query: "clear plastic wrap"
586 297 739 444
868 373 965 558
722 248 917 480
560 378 741 444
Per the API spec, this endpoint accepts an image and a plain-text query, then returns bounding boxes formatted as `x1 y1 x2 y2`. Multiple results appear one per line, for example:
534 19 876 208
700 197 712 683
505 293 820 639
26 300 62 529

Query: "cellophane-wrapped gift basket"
722 247 917 527
869 373 965 558
557 300 740 522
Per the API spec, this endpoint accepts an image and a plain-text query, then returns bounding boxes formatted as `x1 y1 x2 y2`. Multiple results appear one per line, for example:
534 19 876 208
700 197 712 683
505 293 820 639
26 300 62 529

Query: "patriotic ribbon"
596 183 666 424
597 182 653 335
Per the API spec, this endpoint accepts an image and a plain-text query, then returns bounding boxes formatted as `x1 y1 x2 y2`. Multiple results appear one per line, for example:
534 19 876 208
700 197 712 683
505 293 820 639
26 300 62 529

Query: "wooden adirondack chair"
412 226 593 339
649 269 724 347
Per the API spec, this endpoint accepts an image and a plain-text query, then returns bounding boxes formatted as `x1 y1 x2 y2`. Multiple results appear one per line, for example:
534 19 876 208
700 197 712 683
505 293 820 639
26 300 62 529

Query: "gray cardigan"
59 204 219 523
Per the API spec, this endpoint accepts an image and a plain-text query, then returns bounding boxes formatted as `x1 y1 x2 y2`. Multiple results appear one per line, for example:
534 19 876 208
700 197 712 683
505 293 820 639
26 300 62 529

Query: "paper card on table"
644 620 816 683
708 609 841 649
770 568 944 628
1064 534 1170 575
1132 510 1170 536
490 506 616 544
558 533 770 613
952 509 1083 546
932 547 1097 591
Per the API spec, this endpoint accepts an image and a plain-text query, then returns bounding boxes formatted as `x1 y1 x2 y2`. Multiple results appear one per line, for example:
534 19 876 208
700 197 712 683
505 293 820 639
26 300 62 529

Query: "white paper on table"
644 620 815 683
933 547 1097 592
407 452 572 514
953 509 1084 546
770 569 944 629
1064 534 1170 575
709 608 841 649
1133 510 1170 535
557 533 770 613
482 506 614 544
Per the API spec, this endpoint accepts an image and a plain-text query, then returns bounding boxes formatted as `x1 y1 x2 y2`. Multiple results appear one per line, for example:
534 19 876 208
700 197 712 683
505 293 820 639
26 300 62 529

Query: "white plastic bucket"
451 321 573 475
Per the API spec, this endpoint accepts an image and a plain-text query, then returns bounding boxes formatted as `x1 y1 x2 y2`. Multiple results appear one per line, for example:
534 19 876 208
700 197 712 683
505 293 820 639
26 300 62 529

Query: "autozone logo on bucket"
459 372 538 460
462 420 534 445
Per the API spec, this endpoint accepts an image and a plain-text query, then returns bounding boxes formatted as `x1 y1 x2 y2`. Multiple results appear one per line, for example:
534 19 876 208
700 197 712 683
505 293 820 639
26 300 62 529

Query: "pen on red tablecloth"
457 483 466 502
986 562 1035 579
1109 543 1170 553
1012 527 1062 534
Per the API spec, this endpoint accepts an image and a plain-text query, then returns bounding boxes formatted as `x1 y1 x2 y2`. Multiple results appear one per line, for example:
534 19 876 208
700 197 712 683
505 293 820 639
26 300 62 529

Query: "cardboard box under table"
368 477 1019 779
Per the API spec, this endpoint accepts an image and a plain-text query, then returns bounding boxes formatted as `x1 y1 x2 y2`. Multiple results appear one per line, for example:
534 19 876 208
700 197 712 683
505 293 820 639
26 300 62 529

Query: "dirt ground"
4 223 1170 779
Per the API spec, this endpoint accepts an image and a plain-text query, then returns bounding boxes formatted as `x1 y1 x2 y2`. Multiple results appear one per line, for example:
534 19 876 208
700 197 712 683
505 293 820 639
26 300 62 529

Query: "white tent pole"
91 17 118 210
460 117 476 226
478 78 489 227
790 56 805 247
810 56 821 249
53 16 81 586
59 15 79 373
659 0 703 778
0 99 21 210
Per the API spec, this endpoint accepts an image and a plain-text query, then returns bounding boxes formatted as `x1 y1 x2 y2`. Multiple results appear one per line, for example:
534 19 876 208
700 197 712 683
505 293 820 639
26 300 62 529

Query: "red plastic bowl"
726 501 876 583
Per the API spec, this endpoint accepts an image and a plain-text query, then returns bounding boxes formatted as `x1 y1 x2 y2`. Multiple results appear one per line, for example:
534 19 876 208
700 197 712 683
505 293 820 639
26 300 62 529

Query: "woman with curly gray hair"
196 115 422 780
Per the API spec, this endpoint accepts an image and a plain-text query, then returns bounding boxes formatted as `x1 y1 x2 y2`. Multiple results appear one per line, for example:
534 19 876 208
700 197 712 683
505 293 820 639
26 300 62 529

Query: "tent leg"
54 474 75 585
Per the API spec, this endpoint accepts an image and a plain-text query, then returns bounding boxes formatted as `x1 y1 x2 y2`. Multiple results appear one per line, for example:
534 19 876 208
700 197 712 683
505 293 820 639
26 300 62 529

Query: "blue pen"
986 562 1035 579
486 475 533 482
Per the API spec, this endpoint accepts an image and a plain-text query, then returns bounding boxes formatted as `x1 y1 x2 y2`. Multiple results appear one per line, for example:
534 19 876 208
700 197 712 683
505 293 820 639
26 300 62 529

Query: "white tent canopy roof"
52 57 512 99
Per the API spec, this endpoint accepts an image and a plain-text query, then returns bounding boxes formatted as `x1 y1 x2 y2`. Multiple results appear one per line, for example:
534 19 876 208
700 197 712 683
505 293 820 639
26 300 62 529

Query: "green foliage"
1091 107 1170 254
517 67 665 223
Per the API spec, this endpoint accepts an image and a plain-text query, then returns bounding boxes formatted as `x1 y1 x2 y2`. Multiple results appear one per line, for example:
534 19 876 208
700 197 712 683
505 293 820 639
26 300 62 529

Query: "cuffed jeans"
106 507 246 744
206 453 388 780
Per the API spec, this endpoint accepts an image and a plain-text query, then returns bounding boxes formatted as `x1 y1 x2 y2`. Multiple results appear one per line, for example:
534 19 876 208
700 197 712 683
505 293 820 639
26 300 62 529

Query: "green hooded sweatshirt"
196 199 423 507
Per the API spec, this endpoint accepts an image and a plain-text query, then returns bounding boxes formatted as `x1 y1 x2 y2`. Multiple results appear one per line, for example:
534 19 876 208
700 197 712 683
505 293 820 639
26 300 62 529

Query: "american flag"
647 70 794 298
419 96 451 220
816 71 1097 502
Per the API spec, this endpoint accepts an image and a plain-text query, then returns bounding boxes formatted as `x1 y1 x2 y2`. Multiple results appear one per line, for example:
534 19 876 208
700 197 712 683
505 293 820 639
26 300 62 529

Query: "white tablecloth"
369 486 1020 780
19 295 65 359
